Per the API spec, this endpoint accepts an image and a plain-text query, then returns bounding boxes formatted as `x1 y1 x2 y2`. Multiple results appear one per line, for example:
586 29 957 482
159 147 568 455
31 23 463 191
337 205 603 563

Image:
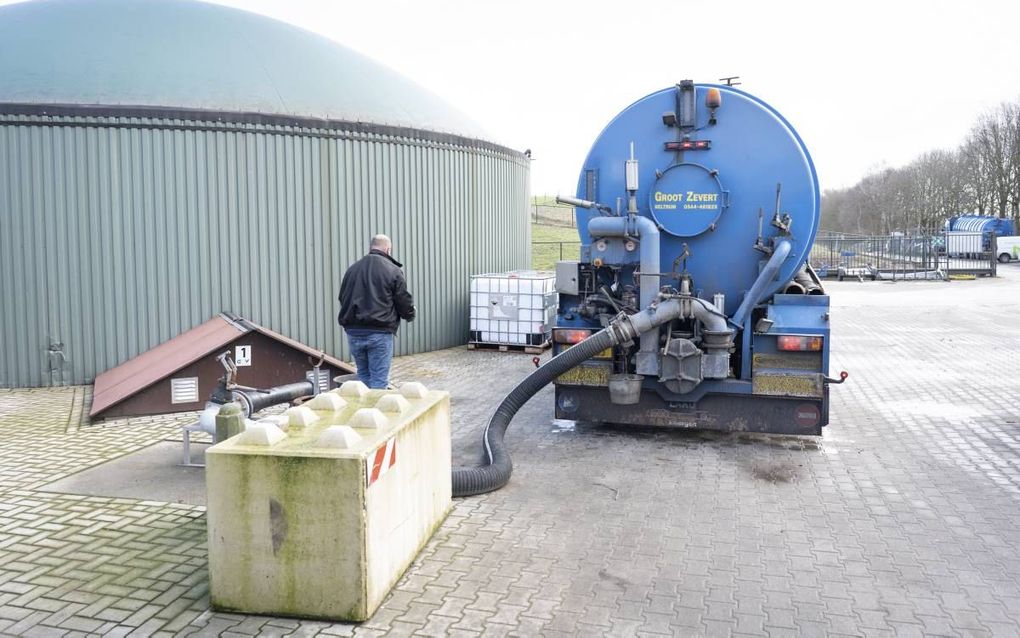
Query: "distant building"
0 0 530 388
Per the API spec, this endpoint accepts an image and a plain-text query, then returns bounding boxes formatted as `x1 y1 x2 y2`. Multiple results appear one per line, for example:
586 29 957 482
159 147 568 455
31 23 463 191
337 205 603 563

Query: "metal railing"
530 232 998 279
532 240 581 270
532 204 575 227
810 231 997 279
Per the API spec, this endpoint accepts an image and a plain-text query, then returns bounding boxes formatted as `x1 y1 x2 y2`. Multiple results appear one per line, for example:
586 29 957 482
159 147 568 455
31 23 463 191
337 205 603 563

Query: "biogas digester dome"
0 0 530 388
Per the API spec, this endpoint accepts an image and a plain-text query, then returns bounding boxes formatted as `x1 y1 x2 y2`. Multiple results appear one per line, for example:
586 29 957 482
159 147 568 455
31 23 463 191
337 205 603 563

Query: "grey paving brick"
507 614 548 636
448 608 493 633
250 627 291 638
18 626 69 638
318 624 357 637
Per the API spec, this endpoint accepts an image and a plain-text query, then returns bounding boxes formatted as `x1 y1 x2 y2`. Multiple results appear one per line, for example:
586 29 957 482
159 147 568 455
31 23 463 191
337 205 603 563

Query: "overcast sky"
35 0 1020 195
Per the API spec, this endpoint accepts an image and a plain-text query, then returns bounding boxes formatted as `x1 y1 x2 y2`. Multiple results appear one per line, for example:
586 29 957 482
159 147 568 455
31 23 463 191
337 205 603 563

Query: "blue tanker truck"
452 81 846 497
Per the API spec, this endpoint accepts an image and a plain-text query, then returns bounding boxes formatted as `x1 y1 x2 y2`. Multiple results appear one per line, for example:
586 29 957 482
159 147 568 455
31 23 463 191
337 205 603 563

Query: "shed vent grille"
170 377 200 404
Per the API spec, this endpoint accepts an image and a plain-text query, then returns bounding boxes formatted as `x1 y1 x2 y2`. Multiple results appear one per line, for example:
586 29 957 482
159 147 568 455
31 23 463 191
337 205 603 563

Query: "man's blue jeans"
346 331 394 389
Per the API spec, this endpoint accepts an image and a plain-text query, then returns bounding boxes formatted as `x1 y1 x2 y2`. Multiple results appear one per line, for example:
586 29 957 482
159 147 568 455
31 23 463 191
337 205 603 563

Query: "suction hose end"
450 329 616 497
450 297 692 497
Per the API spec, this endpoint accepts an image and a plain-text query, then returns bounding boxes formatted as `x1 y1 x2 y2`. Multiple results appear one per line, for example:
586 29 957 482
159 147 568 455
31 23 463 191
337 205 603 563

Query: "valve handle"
532 356 541 369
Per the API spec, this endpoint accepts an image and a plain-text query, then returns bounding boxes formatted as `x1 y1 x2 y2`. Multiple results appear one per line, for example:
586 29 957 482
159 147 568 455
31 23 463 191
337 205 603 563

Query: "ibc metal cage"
469 271 557 349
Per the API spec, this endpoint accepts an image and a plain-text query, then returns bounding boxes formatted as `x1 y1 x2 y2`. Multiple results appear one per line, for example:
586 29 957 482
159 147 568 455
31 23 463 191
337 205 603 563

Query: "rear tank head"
572 80 819 316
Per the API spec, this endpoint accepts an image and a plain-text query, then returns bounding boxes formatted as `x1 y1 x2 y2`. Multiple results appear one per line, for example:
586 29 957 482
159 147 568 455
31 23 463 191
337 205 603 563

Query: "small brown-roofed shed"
90 313 354 420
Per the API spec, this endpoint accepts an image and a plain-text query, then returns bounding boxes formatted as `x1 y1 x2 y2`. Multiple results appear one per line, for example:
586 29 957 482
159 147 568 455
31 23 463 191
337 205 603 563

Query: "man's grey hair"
370 234 391 252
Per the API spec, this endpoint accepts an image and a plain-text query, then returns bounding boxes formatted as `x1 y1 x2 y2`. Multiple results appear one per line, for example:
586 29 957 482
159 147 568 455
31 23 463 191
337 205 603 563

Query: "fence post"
990 231 997 276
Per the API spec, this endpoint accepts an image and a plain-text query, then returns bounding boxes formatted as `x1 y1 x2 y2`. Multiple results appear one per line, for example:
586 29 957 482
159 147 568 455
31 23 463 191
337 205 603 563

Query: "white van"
996 236 1020 263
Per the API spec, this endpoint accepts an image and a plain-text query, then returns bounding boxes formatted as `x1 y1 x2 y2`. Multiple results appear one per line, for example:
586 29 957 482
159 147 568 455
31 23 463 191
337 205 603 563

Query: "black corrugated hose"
451 329 617 497
232 381 314 417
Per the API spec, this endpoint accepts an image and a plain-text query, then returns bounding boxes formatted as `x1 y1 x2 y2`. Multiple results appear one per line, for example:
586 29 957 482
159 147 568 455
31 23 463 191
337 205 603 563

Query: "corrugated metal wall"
0 115 530 387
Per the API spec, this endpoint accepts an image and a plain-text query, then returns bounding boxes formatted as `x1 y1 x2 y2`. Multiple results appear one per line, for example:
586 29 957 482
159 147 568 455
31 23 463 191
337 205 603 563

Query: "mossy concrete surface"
205 388 452 621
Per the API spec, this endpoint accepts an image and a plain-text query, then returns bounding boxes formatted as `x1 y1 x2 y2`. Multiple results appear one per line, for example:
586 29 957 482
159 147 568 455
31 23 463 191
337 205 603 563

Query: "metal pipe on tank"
625 142 640 215
730 239 792 328
588 215 661 374
555 195 612 214
798 263 826 295
713 293 725 314
691 297 730 333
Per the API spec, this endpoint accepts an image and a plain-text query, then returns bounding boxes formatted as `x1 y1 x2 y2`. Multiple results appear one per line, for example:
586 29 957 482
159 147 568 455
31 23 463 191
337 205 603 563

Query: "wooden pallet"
468 341 551 355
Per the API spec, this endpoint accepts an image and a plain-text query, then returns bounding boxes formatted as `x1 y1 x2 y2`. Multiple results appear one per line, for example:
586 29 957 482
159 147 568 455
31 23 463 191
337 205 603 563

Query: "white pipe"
691 298 729 333
588 215 661 374
731 239 792 328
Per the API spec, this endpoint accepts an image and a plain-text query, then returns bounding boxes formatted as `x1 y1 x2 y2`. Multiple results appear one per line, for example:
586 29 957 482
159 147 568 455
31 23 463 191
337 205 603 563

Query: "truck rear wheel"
999 253 1011 263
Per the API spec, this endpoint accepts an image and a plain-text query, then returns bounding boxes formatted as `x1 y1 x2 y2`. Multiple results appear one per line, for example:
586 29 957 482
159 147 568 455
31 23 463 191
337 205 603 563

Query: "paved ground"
1 264 1019 636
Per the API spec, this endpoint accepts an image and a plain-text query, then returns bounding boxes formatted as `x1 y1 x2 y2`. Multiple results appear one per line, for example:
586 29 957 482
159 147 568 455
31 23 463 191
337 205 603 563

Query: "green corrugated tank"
0 0 530 388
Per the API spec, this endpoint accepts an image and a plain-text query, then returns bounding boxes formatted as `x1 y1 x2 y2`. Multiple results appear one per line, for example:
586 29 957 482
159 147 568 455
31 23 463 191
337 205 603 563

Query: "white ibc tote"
469 271 557 347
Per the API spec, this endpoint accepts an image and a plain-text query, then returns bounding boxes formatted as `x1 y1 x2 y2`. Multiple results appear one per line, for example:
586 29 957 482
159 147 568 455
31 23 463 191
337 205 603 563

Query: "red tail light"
777 335 823 352
664 140 711 151
553 329 593 344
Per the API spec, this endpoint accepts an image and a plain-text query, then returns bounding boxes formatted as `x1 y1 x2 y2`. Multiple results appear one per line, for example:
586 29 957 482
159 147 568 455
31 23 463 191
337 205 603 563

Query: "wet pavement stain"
598 569 631 590
750 462 799 483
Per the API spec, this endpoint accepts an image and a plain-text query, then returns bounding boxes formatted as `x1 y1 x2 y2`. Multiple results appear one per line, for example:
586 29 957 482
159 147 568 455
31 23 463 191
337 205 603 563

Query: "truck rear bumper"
554 385 827 435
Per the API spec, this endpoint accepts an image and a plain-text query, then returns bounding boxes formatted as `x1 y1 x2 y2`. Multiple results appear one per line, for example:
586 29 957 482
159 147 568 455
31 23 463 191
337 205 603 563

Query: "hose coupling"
607 313 638 345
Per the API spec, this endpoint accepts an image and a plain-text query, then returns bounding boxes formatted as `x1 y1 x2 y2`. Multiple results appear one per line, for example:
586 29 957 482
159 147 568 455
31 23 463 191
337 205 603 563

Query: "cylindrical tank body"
0 0 530 388
573 84 819 316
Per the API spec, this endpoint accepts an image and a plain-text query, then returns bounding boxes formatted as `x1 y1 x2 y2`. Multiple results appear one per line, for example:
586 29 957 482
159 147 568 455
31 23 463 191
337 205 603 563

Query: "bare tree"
822 97 1020 232
969 103 1020 218
959 138 993 215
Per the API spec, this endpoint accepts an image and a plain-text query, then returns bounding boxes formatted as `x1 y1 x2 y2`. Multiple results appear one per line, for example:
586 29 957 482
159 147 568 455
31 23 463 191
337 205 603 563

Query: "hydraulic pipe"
231 381 314 417
588 215 661 374
730 239 792 328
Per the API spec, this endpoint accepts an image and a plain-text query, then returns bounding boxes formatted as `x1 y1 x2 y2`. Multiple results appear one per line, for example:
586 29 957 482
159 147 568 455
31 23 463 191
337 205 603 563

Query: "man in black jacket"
337 235 416 388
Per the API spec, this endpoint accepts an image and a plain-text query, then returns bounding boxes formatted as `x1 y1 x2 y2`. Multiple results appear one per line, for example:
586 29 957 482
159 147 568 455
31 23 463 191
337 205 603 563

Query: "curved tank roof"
0 0 490 139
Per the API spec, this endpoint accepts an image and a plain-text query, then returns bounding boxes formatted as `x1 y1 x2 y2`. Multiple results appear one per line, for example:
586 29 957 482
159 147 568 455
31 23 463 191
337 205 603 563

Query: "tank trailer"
458 81 850 497
550 80 846 434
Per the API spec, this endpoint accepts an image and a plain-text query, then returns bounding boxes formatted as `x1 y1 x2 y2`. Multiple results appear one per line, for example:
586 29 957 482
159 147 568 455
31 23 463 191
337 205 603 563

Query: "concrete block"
338 380 370 399
285 406 319 429
236 423 287 447
307 393 348 413
400 382 428 399
257 415 291 431
316 426 362 450
376 394 410 414
216 403 245 442
351 408 388 430
206 389 452 622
